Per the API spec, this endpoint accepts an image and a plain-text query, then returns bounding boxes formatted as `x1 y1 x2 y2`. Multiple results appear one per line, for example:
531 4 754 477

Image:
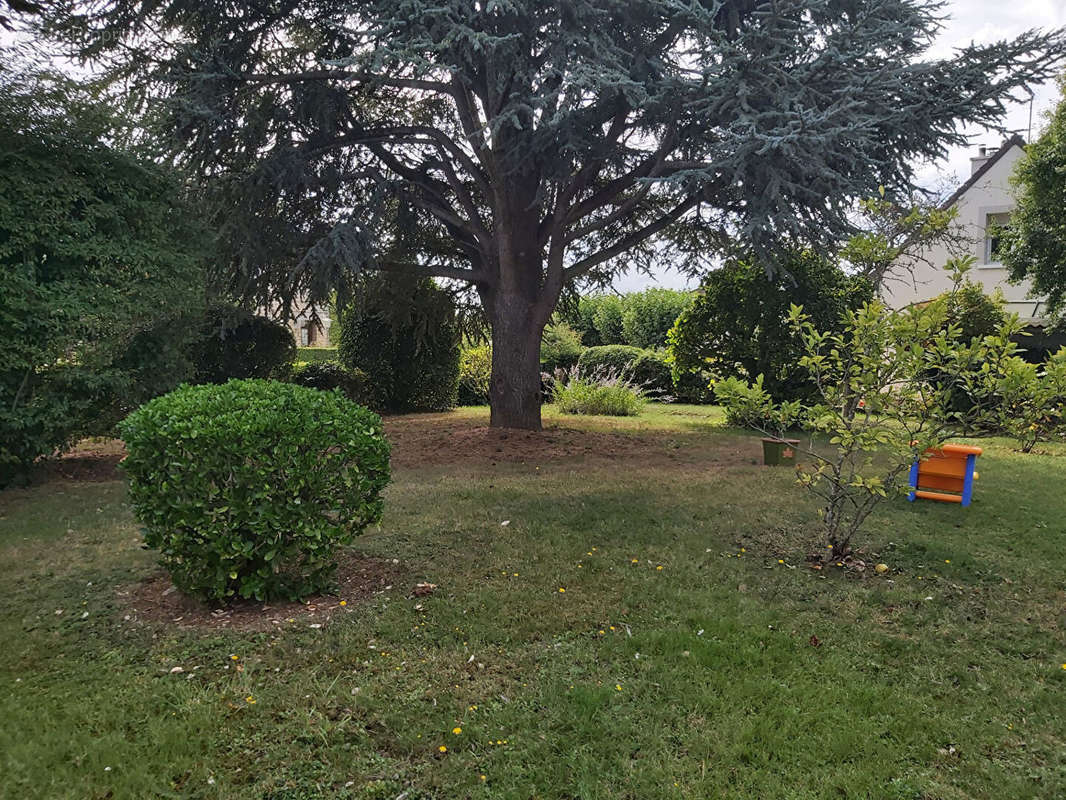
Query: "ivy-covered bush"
621 288 693 349
458 344 492 406
189 307 297 384
119 380 391 602
339 277 460 413
540 321 584 373
578 345 645 376
290 361 369 404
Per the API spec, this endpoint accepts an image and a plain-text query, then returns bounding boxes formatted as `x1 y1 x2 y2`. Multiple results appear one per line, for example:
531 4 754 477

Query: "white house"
882 135 1048 323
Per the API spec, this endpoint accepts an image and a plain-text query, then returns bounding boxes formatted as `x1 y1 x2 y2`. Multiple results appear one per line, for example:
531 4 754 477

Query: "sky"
619 0 1066 292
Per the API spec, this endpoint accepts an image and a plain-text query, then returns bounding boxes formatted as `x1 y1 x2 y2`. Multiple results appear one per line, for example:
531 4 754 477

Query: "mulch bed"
119 551 411 633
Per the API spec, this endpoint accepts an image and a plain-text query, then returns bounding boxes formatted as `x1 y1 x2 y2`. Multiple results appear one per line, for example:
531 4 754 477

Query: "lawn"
1 405 1064 799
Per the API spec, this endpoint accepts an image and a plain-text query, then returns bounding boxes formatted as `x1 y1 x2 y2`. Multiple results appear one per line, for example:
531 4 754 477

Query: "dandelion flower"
944 559 951 564
615 684 623 691
480 774 487 782
631 558 639 564
656 565 663 571
778 559 784 564
439 745 447 753
558 587 565 593
245 695 256 704
230 655 239 661
339 600 347 606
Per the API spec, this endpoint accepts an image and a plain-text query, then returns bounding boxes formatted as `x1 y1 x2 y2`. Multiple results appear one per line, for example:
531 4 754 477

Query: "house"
259 300 334 348
882 136 1063 358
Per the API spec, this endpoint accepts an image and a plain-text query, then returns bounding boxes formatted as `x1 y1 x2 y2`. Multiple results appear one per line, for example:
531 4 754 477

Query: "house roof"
940 134 1027 210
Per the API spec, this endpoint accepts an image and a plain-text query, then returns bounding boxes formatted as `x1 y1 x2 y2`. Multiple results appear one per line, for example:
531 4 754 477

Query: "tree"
42 1 1066 429
716 261 1017 558
667 251 872 402
1001 74 1066 318
0 64 205 486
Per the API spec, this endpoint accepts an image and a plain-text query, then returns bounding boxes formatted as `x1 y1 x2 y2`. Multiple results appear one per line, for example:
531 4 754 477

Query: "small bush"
189 308 297 384
578 345 645 375
290 362 369 404
550 367 646 416
458 344 492 406
541 321 584 373
630 350 673 398
119 380 391 602
339 277 460 413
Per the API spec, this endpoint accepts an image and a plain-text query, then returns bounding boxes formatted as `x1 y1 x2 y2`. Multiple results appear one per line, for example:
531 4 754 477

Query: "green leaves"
119 380 391 603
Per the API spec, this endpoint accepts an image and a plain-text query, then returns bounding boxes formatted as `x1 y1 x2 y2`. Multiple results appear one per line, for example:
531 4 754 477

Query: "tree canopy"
40 0 1066 428
1001 74 1066 320
0 63 205 485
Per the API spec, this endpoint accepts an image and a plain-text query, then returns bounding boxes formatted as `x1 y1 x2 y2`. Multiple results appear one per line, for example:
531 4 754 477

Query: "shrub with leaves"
630 351 673 398
717 261 1011 558
339 276 460 413
290 361 369 405
971 343 1066 453
189 307 297 384
549 367 646 417
713 376 803 437
458 344 492 406
540 321 584 373
0 66 205 487
119 380 391 602
578 345 645 376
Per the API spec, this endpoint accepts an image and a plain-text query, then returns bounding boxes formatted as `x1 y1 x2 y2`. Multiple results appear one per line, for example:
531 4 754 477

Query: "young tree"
1001 75 1066 318
43 1 1065 429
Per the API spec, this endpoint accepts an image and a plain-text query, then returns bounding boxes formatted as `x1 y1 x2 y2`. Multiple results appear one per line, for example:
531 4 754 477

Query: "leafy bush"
189 307 297 384
713 376 804 437
119 380 391 602
339 277 460 413
668 251 872 403
567 294 628 345
549 368 646 416
0 67 205 487
458 344 492 406
578 345 645 376
540 321 584 373
621 288 693 349
290 362 369 404
297 347 340 364
630 351 673 398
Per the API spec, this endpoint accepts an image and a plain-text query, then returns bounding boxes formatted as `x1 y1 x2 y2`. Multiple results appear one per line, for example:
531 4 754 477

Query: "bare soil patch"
40 438 127 482
120 551 410 633
384 414 752 471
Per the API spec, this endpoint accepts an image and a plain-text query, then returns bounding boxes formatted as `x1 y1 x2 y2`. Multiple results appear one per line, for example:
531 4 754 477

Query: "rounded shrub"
189 307 297 384
458 344 492 406
578 344 645 375
339 278 460 413
119 380 391 602
291 361 370 405
628 351 672 397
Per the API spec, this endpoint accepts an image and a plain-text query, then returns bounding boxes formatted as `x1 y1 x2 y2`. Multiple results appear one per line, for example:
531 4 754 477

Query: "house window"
983 212 1011 264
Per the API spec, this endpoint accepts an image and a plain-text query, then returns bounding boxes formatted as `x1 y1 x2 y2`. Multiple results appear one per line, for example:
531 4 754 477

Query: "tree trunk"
488 295 545 430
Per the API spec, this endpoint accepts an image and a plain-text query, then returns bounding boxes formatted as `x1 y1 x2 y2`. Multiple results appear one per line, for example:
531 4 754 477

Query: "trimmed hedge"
119 380 390 602
291 362 370 405
297 347 340 364
578 345 645 375
339 278 460 413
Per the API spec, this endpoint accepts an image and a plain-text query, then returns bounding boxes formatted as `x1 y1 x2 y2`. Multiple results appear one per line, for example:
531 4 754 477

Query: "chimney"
970 144 994 176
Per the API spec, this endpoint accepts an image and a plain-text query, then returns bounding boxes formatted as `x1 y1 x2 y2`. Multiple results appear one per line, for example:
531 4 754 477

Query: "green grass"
2 405 1065 799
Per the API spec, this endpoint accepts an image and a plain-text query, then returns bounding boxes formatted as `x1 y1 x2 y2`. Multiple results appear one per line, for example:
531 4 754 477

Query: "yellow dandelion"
480 774 487 782
615 684 623 691
452 727 462 735
245 695 256 704
631 558 639 564
944 559 951 564
1061 663 1066 670
778 559 784 564
438 745 447 753
609 626 615 631
656 565 664 571
558 587 565 593
741 548 746 553
230 655 239 661
339 600 347 606
598 630 605 635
